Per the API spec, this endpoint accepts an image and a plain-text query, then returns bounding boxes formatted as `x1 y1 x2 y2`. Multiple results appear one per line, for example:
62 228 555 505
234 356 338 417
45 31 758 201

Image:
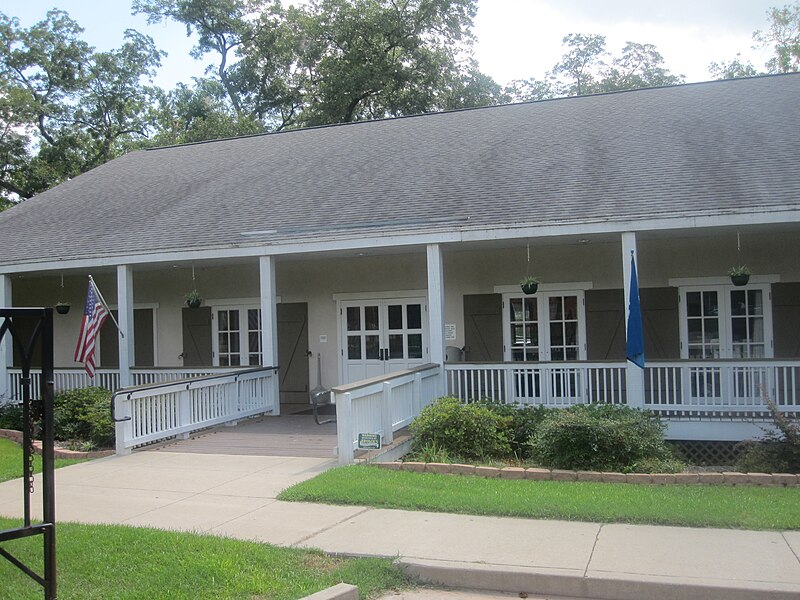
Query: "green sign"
358 433 382 450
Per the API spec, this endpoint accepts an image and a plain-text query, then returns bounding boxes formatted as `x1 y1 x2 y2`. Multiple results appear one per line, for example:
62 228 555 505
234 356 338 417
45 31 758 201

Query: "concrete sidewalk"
1 451 799 600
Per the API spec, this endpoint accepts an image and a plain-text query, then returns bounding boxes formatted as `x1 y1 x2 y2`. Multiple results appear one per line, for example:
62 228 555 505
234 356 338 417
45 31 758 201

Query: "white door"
212 306 262 366
340 298 428 384
504 292 586 361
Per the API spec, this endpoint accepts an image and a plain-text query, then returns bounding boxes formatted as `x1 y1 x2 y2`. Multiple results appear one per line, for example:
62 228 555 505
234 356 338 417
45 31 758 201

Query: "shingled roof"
1 73 799 267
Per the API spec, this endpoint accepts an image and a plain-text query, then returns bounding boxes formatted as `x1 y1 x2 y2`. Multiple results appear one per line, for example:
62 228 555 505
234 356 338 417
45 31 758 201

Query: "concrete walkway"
1 451 799 600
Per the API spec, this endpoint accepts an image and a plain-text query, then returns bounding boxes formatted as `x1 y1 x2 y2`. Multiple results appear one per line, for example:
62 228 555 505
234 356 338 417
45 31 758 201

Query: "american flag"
74 279 109 378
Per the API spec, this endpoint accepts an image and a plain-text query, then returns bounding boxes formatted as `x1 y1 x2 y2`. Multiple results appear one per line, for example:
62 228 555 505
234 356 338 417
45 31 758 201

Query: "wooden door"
181 307 212 366
277 303 309 409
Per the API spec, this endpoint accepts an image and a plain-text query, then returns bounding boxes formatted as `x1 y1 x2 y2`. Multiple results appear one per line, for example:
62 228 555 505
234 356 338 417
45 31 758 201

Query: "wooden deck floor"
152 415 338 458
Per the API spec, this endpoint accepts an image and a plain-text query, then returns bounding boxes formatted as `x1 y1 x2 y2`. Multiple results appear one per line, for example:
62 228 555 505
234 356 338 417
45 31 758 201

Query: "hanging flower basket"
184 290 202 308
727 265 751 287
55 302 71 315
520 276 540 295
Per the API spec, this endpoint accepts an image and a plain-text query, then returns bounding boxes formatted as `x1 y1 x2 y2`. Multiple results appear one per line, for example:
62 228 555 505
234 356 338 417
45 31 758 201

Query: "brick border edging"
0 429 114 460
376 461 800 486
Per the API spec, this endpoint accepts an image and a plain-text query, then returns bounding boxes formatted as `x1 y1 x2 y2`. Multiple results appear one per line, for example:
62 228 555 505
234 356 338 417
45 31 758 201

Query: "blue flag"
626 252 645 369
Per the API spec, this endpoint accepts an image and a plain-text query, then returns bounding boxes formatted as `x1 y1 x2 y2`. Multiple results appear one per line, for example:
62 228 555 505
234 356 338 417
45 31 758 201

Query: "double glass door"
340 299 427 384
505 292 585 362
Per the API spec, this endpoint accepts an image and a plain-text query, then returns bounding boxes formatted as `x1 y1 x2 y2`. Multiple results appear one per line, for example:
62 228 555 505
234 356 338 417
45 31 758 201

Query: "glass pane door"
730 289 765 358
217 309 241 366
340 298 427 385
686 291 720 359
547 295 580 361
384 302 425 371
509 297 539 361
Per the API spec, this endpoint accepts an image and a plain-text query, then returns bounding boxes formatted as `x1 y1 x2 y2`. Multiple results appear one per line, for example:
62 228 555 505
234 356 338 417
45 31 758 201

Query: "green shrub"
528 404 677 472
736 398 800 473
0 403 23 430
410 397 512 461
476 401 549 459
54 387 114 449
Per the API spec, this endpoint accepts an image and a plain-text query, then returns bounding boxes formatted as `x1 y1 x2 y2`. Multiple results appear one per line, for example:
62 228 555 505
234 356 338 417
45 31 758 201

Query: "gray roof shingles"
1 74 799 266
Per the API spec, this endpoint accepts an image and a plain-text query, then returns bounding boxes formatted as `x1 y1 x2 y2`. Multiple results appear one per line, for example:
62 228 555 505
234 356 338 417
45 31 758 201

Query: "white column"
621 232 645 408
259 255 280 415
0 274 12 402
426 244 446 396
117 265 134 389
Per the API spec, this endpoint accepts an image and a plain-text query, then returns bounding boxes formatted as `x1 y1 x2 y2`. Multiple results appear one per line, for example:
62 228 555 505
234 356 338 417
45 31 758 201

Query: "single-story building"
1 73 799 458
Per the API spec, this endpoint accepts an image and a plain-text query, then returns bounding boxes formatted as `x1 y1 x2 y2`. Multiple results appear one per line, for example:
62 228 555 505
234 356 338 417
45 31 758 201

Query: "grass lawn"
0 438 89 483
278 465 800 531
0 518 409 600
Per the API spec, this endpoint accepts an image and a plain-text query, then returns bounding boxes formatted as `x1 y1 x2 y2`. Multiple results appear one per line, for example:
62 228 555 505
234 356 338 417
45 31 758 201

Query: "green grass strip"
278 465 800 530
0 438 87 483
0 518 408 600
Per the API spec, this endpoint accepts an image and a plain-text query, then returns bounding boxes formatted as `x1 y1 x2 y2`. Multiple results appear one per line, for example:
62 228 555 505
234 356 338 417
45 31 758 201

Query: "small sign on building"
357 433 382 450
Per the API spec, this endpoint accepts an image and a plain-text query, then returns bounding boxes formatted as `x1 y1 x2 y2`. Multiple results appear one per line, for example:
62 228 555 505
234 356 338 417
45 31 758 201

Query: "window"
680 284 772 359
503 291 585 361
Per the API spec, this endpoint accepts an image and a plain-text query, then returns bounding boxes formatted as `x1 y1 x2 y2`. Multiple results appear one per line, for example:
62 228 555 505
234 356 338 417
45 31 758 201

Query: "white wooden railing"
112 366 278 454
5 367 247 401
445 360 800 418
645 360 800 417
446 362 628 406
333 363 441 464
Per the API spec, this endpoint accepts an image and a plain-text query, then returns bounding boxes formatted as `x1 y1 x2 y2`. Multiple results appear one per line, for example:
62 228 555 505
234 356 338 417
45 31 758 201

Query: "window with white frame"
503 291 586 361
679 284 773 359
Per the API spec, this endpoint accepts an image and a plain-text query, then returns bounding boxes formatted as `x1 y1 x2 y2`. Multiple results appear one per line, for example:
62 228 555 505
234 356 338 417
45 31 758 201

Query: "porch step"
397 558 800 600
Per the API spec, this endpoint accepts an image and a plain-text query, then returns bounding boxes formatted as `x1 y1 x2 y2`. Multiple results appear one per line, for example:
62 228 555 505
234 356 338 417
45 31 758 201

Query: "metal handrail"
111 365 278 423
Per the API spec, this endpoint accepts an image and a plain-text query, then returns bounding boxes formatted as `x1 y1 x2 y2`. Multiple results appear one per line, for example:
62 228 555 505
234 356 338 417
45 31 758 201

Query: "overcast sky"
2 0 780 90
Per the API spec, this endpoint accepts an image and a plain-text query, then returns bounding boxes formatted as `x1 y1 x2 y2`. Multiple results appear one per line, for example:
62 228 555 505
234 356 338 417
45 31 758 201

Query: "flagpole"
88 275 125 338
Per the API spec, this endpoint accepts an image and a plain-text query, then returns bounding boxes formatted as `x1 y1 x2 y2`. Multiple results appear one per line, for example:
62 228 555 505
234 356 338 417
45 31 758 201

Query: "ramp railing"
112 366 278 454
333 363 440 464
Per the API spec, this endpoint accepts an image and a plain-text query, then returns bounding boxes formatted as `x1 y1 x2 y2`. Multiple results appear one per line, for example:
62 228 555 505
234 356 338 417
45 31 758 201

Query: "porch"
2 225 800 459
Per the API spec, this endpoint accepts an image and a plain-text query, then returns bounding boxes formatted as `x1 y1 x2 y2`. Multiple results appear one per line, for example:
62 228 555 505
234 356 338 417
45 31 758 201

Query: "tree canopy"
506 33 684 102
0 10 163 201
710 1 800 78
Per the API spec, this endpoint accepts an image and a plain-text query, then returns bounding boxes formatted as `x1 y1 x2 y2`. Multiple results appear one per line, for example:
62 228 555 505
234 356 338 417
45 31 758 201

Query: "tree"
0 10 163 201
708 55 759 80
148 79 263 146
504 77 557 103
136 0 502 129
709 2 799 79
508 34 682 102
290 0 492 125
755 1 800 73
551 33 607 96
599 42 684 92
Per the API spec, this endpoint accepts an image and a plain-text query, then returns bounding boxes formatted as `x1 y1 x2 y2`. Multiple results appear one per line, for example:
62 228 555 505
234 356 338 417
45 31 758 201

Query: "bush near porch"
1 387 114 451
409 397 683 473
54 387 115 450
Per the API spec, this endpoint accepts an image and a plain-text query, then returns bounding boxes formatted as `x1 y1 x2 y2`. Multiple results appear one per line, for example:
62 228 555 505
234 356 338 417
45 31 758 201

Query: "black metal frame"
0 308 56 600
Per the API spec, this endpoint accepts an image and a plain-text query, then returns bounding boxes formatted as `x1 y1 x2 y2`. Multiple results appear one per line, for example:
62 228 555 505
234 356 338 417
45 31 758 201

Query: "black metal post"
41 308 57 599
0 308 57 600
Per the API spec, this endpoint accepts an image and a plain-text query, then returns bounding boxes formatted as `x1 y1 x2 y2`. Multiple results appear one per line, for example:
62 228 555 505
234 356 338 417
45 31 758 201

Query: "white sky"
1 0 780 90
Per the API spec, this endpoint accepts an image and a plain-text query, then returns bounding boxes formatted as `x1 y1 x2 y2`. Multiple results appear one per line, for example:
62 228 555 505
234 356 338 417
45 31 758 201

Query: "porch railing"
445 360 800 418
645 360 800 417
112 366 278 454
5 367 247 402
446 361 628 406
333 363 441 464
